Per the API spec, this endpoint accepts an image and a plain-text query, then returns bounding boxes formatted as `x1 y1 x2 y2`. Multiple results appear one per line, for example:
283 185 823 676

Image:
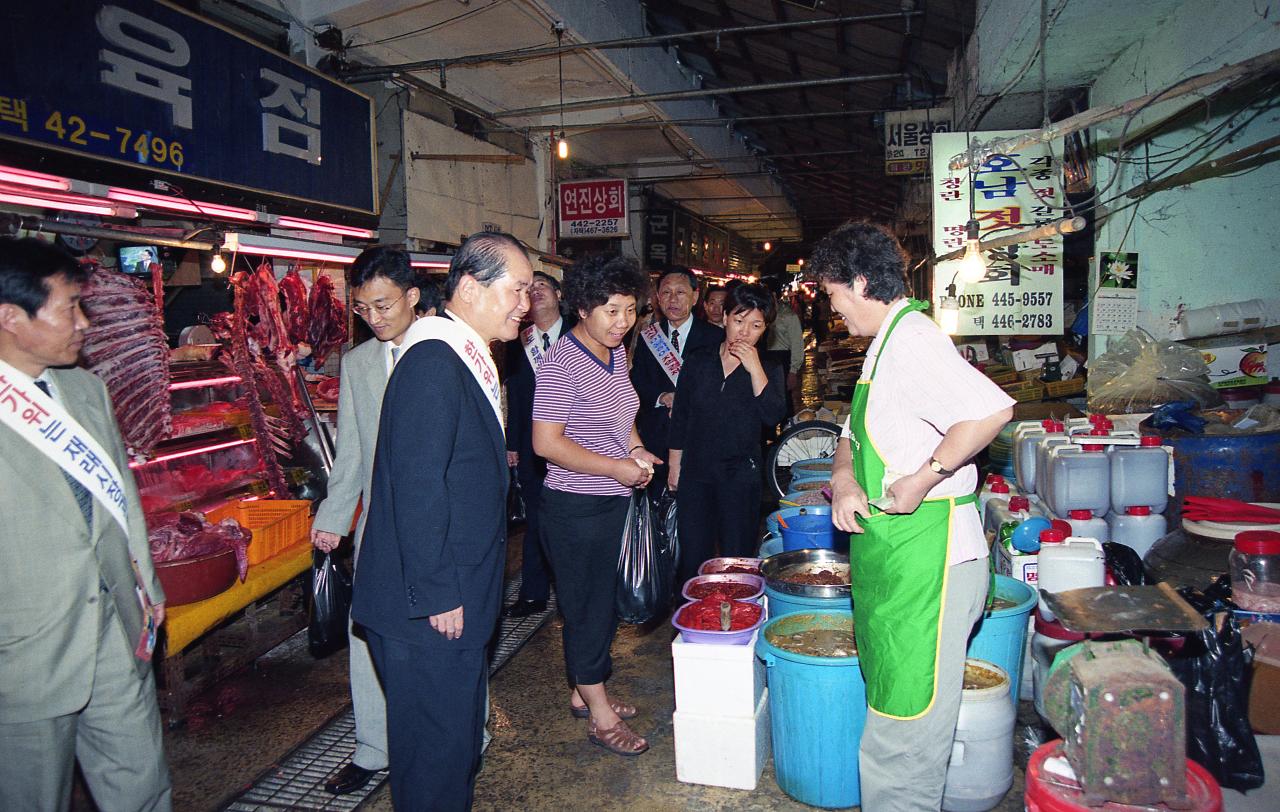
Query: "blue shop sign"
0 0 377 215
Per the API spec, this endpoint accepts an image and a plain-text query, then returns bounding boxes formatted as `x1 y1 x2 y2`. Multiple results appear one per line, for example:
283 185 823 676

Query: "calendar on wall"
1091 252 1140 335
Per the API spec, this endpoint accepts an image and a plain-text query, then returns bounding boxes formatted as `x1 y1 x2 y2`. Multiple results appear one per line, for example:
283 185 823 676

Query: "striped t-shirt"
533 331 640 496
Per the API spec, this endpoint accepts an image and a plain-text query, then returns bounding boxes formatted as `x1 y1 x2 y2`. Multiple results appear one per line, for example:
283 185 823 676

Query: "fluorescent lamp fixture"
223 232 362 264
129 437 256 468
557 133 569 160
0 185 133 218
409 252 451 270
168 375 241 391
958 218 987 284
0 164 71 191
106 187 258 222
275 216 376 239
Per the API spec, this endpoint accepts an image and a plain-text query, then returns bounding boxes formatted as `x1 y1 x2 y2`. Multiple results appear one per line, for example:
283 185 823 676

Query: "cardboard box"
673 689 771 790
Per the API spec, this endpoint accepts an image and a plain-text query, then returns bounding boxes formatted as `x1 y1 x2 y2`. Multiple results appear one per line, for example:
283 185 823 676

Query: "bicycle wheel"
766 419 841 497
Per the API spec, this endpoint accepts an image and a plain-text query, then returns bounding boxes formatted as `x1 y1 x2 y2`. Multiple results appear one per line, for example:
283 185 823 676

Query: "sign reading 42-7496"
0 0 377 215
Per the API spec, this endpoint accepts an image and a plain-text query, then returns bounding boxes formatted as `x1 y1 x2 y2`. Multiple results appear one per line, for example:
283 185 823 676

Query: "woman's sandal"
588 718 649 756
570 699 637 720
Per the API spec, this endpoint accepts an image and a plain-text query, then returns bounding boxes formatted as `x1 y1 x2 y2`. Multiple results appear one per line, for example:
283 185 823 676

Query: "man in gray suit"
311 246 423 795
0 237 171 811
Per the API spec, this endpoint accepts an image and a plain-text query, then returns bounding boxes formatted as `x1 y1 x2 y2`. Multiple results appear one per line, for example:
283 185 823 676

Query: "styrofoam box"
673 688 771 791
671 629 765 717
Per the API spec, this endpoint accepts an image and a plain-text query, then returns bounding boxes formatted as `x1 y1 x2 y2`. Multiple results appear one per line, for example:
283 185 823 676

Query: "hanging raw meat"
279 268 311 347
238 260 295 368
79 260 172 455
307 274 347 366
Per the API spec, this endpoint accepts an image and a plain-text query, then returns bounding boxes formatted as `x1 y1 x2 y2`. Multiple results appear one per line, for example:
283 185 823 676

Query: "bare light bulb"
557 135 569 160
957 218 986 284
210 253 227 274
938 295 961 335
763 241 772 251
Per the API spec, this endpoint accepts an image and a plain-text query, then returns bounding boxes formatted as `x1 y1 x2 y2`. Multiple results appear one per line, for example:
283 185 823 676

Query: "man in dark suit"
630 267 723 486
351 231 532 811
502 270 571 618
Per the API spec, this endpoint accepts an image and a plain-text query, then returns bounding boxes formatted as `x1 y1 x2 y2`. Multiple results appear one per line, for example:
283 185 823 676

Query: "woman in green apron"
810 223 1015 811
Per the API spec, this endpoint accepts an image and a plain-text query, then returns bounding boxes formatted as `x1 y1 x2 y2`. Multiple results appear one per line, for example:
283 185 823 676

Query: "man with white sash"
351 231 531 811
502 270 570 619
0 237 171 811
629 267 723 490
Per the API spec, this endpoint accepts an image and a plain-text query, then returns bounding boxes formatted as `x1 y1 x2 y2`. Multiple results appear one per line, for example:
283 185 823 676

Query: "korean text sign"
931 130 1064 336
558 178 629 239
0 0 376 214
884 107 951 176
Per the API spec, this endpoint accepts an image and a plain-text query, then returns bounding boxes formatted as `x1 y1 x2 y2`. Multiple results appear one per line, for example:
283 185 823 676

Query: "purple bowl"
672 599 766 645
682 573 766 604
698 556 763 576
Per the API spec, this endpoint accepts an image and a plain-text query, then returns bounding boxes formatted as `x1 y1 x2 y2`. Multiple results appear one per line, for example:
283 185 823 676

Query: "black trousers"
540 488 629 685
675 465 763 586
515 475 551 602
366 631 487 812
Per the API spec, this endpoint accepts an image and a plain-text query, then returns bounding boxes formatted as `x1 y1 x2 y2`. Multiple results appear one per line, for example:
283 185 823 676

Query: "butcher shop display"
307 273 347 366
279 268 311 347
148 511 253 581
78 259 172 455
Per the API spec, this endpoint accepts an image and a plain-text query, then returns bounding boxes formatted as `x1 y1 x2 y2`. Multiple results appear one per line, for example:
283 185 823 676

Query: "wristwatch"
928 457 957 477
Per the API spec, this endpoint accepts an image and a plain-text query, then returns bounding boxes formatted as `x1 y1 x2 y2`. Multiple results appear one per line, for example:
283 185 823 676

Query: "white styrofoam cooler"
673 688 771 790
671 629 765 717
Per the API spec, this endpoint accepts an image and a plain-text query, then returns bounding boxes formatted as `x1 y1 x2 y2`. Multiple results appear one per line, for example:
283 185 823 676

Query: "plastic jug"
1108 506 1168 559
1042 438 1110 518
1110 435 1170 515
1015 420 1064 494
1037 532 1105 622
985 495 1038 539
1064 509 1109 543
978 479 1011 522
1034 435 1077 498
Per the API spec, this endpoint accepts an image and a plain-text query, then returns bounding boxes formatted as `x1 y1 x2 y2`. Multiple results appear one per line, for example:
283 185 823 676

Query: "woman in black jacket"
667 283 787 585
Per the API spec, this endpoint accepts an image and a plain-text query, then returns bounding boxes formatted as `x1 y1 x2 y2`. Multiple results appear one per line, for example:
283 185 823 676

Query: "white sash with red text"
400 312 504 434
0 359 131 536
521 325 547 372
640 322 681 387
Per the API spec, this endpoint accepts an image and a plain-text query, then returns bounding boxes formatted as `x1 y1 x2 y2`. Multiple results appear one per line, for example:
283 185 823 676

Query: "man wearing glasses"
310 246 421 795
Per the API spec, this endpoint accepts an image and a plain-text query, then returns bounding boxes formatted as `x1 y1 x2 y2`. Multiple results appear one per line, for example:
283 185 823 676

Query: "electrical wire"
348 1 508 50
970 0 1070 125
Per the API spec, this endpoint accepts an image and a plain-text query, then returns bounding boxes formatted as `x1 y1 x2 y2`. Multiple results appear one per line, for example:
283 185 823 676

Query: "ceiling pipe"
630 165 885 183
0 213 216 250
496 73 904 119
496 106 911 133
342 11 923 81
589 148 866 171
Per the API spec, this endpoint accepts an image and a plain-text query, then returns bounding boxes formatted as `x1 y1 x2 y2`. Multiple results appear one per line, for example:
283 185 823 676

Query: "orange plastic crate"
206 499 311 565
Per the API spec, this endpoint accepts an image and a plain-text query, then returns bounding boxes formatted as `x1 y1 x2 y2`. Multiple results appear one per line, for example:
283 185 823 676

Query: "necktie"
670 329 681 354
391 345 400 366
541 332 551 352
34 380 93 529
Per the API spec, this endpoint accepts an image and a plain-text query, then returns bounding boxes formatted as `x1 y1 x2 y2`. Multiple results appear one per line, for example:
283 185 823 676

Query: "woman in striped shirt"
533 254 660 757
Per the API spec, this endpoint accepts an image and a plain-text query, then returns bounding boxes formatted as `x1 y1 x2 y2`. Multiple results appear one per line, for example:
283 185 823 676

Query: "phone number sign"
558 178 628 239
0 0 377 215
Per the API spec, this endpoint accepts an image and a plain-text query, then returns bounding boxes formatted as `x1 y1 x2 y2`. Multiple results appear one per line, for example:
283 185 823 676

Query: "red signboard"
558 178 629 239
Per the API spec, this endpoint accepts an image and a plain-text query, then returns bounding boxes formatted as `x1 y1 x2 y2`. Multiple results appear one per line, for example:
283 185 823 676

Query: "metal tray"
761 548 851 599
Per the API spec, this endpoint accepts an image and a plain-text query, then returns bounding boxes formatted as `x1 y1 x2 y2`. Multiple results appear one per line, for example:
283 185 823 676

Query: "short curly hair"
562 253 648 315
809 221 908 304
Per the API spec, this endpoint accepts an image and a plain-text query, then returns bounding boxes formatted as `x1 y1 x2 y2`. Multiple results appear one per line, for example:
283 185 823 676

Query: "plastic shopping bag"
308 550 352 658
616 487 678 624
507 467 526 524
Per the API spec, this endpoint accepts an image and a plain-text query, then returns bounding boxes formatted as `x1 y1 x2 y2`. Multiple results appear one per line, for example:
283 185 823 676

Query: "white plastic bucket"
942 659 1015 812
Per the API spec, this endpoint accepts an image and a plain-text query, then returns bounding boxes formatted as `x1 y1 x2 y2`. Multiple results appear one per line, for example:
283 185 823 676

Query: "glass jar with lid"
1230 530 1280 613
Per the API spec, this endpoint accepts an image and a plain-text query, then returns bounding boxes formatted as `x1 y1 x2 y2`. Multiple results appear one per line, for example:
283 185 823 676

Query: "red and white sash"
0 359 131 535
400 312 504 434
640 322 681 386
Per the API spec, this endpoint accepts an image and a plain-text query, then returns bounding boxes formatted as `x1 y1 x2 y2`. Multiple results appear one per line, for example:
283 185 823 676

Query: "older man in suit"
310 246 422 795
630 267 723 488
352 231 531 811
0 237 171 811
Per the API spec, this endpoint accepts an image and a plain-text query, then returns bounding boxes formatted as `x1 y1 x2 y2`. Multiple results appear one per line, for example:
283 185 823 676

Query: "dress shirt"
840 298 1015 565
385 339 404 376
532 317 564 355
666 317 693 359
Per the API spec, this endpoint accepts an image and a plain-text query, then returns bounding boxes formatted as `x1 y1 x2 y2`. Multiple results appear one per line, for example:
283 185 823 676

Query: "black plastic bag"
1103 541 1148 586
652 486 679 569
308 550 352 658
616 487 677 624
507 467 526 524
1166 590 1263 791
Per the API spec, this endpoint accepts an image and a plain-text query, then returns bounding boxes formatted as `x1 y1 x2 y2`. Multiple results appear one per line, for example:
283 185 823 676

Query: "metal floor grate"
221 577 555 811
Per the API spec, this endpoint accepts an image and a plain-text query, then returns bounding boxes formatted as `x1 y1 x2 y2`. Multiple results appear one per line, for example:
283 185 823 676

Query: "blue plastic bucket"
759 534 784 558
768 506 826 537
790 457 835 482
780 512 838 551
965 574 1036 708
757 610 866 809
764 583 850 619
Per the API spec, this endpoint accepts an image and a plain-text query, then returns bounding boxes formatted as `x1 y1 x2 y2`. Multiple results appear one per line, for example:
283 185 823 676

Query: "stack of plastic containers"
1013 419 1066 494
1107 435 1171 557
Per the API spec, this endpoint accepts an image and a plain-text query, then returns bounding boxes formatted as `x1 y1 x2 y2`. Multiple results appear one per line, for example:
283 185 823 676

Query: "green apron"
848 299 977 720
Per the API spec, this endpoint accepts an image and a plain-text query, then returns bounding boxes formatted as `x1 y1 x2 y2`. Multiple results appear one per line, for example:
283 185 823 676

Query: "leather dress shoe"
502 598 547 618
324 762 378 795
